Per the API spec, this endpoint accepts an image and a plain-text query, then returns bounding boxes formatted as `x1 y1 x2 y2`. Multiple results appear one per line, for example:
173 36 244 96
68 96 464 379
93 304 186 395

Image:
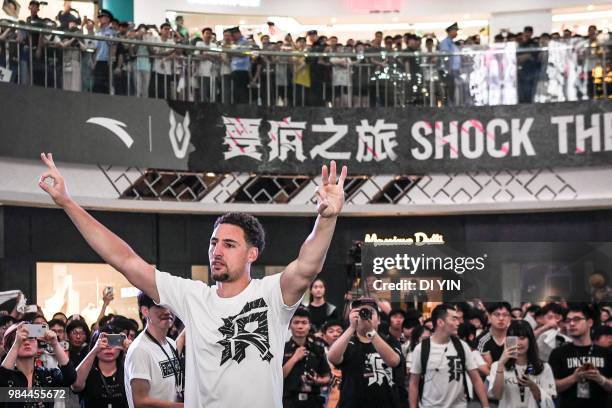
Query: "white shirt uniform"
155 269 301 407
124 330 179 408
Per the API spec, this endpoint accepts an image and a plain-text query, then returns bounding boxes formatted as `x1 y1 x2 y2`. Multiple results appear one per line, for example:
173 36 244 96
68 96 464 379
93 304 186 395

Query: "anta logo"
217 298 273 365
158 358 180 378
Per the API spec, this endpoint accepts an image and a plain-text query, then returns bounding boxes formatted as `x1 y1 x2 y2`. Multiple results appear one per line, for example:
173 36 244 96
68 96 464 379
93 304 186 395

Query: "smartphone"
104 286 113 296
24 323 48 338
506 336 518 349
59 340 69 351
582 362 594 371
106 334 126 347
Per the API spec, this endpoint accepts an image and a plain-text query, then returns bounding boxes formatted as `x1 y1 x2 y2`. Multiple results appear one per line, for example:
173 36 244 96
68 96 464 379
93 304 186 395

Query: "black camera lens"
359 308 372 320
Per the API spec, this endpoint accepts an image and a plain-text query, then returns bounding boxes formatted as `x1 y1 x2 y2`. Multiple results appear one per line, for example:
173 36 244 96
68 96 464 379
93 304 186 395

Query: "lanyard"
514 366 526 403
144 330 183 390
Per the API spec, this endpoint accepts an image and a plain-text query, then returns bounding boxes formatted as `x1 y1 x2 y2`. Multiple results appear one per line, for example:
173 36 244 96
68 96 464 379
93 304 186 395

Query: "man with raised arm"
37 153 347 408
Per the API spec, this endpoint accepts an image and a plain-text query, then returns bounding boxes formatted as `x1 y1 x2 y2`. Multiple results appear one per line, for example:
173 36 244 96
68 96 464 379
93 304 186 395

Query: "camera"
359 308 372 320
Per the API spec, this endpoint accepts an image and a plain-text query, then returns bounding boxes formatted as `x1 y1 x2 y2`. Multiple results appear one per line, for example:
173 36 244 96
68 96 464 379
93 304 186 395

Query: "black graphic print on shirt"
158 357 181 378
217 297 273 365
447 355 465 382
364 352 394 387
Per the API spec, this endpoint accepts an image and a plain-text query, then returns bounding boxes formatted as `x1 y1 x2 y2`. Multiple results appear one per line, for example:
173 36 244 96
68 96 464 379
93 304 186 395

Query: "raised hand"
315 161 347 218
38 153 71 207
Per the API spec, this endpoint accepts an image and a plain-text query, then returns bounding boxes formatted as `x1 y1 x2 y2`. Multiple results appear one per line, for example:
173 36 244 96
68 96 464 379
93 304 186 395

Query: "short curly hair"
214 213 266 254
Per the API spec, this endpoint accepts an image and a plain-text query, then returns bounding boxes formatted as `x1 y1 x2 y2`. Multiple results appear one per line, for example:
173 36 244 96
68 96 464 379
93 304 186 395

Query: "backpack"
418 336 470 401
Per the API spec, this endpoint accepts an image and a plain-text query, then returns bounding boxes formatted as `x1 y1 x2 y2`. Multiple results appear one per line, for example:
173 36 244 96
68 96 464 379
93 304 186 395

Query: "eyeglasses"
564 317 586 324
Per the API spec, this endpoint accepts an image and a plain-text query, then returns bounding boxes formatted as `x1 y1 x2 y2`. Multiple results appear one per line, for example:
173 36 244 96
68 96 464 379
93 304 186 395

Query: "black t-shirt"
337 335 400 408
69 345 88 368
476 331 505 363
548 343 612 408
308 302 338 332
80 365 128 408
282 337 330 399
0 363 77 408
518 39 541 75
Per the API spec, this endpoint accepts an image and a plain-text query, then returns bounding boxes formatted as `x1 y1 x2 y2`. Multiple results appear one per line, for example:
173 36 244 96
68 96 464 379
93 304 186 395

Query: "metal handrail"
1 20 610 58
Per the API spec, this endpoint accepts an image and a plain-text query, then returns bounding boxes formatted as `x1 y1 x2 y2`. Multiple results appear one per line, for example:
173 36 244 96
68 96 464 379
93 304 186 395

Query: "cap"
228 26 240 34
446 22 459 32
97 9 113 19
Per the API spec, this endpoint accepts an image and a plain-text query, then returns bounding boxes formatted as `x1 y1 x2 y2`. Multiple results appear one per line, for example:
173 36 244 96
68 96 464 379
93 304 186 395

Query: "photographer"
0 322 76 407
328 298 401 408
283 307 331 408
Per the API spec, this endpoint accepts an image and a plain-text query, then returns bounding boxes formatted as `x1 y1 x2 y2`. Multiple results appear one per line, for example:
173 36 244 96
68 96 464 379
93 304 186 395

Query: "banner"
1 83 611 174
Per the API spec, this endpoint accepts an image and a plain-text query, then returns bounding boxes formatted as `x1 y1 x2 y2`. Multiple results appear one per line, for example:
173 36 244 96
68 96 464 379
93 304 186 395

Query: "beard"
212 271 230 282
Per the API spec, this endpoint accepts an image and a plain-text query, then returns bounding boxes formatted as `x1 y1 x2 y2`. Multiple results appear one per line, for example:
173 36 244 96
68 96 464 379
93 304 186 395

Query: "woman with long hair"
72 326 130 408
488 320 556 407
305 278 338 333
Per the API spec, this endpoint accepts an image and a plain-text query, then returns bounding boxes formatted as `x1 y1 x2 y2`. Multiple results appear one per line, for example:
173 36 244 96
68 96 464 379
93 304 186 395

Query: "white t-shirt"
152 37 175 75
155 269 301 407
195 41 217 78
487 361 557 408
410 338 478 408
124 330 179 408
466 348 486 399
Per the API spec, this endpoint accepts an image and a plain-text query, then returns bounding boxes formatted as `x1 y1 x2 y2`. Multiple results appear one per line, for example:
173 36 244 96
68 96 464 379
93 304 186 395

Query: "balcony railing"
1 21 610 107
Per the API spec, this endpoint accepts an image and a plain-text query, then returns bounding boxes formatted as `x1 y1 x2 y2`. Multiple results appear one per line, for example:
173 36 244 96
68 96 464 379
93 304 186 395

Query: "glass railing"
1 21 610 107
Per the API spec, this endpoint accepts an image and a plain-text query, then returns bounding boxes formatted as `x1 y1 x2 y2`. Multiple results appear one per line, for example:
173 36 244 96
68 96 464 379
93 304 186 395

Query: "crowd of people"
1 1 610 107
1 277 611 407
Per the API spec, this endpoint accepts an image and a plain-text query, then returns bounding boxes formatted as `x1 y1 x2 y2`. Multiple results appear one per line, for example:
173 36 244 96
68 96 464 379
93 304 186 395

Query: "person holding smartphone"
488 320 556 408
0 322 76 407
72 327 130 408
548 304 611 408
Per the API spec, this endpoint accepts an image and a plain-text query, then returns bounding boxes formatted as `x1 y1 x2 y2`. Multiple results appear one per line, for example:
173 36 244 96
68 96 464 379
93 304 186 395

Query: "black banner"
1 83 611 174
